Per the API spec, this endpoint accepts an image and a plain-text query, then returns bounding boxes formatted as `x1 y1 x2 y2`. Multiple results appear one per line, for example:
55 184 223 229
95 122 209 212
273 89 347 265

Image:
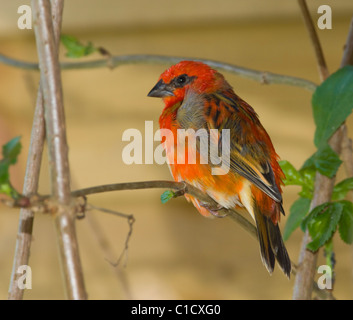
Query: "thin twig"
297 0 330 81
7 0 63 300
0 53 318 92
84 211 133 299
86 204 135 267
340 17 353 68
32 0 87 299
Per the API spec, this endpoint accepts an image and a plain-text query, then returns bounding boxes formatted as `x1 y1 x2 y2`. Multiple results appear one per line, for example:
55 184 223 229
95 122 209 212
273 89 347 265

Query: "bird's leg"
200 202 228 218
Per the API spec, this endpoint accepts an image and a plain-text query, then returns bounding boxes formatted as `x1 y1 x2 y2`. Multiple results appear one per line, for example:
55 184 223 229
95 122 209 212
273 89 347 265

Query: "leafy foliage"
61 35 97 58
312 66 353 148
279 67 353 252
160 190 175 204
338 200 353 244
0 137 22 199
301 144 342 179
301 202 343 251
283 197 311 241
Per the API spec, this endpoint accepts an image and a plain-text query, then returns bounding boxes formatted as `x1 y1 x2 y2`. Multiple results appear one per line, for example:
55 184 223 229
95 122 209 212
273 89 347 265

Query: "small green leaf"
314 144 342 178
332 178 353 201
0 137 22 199
61 35 97 58
298 185 313 200
2 136 21 165
302 202 343 252
283 197 311 241
161 190 175 204
338 200 353 244
0 182 20 199
299 155 316 197
0 162 9 184
279 160 303 186
312 65 353 148
301 145 341 179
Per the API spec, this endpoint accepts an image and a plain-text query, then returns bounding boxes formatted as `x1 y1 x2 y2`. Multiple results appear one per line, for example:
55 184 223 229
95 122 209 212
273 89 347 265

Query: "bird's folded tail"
254 205 291 278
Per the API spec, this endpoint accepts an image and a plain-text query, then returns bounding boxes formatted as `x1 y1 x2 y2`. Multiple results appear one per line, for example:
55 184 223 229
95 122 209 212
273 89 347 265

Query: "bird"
148 60 291 277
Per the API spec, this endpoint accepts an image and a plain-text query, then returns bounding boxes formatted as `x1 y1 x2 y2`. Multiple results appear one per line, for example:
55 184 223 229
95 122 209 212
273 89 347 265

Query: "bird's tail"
254 204 291 278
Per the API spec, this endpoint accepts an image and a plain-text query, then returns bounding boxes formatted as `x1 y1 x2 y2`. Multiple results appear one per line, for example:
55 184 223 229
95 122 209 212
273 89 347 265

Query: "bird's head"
148 61 230 106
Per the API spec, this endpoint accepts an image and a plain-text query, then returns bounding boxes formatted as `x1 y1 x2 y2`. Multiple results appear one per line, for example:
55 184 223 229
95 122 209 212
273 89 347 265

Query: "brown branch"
85 210 133 299
0 54 318 92
297 0 330 81
71 180 332 299
7 0 63 300
340 17 353 68
2 177 332 299
293 6 353 300
32 0 87 299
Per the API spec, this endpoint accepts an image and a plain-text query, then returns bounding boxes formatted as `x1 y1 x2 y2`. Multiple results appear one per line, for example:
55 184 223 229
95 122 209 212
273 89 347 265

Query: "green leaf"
161 190 175 204
301 145 341 179
302 202 343 251
61 35 97 58
0 137 22 198
312 65 353 148
283 197 311 241
0 182 20 199
338 200 353 244
279 160 303 186
332 178 353 201
0 162 9 184
2 136 21 165
314 144 342 178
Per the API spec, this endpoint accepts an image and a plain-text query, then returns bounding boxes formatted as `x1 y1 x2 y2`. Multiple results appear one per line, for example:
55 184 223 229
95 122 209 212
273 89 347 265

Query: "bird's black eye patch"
172 74 197 88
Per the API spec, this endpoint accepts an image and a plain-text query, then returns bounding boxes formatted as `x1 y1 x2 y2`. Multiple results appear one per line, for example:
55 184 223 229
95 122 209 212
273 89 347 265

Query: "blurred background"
0 0 353 299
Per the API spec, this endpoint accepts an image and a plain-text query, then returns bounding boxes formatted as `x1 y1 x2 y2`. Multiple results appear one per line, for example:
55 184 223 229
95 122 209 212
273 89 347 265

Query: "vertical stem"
297 0 330 81
293 0 331 300
7 92 45 300
340 17 353 68
32 0 87 299
293 128 343 300
293 8 353 300
8 0 64 300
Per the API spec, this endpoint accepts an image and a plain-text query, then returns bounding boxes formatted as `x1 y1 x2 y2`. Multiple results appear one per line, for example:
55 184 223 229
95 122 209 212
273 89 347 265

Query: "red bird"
148 61 291 277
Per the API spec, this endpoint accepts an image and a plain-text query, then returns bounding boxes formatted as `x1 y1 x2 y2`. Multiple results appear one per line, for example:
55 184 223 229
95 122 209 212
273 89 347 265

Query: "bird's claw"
200 202 227 218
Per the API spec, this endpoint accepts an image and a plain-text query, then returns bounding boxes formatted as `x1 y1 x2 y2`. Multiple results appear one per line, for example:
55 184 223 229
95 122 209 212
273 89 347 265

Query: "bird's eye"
177 75 187 84
174 74 189 87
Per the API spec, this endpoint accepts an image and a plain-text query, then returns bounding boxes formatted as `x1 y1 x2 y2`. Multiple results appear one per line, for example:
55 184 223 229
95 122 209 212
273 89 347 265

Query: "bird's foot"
200 202 227 218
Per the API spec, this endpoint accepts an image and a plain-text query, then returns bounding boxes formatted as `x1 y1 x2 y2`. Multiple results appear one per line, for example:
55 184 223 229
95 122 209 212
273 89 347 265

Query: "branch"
293 5 353 300
0 53 318 92
70 180 332 299
7 0 63 300
340 17 353 68
32 0 87 299
2 177 332 299
297 0 330 81
85 209 133 298
294 0 331 301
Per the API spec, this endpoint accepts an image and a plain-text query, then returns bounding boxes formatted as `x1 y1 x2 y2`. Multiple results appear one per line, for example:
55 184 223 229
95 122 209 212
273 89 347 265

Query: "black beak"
147 79 174 98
